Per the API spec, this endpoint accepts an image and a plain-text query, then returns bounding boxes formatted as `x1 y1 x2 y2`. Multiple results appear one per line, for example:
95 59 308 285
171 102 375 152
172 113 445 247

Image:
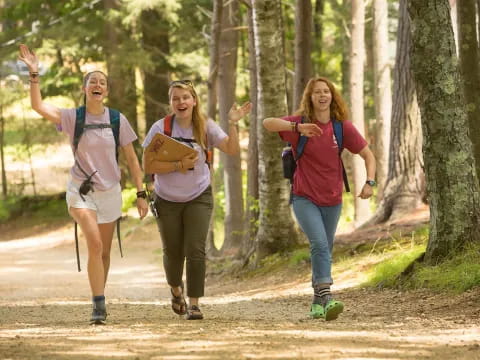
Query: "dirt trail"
1 216 480 360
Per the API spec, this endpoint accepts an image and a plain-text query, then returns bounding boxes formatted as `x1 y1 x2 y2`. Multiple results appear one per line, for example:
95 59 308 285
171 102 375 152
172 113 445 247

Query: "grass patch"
406 242 480 293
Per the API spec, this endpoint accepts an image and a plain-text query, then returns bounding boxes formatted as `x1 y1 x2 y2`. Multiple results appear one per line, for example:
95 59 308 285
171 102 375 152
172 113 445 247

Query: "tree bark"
372 0 392 201
367 0 424 225
218 0 244 251
313 0 325 75
349 0 370 226
457 0 480 181
241 1 259 261
252 0 298 261
141 9 170 131
408 0 480 263
293 0 313 110
206 0 223 258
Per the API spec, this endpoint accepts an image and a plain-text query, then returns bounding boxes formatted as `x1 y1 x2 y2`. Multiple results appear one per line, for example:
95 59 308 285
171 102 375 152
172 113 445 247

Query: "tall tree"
293 0 313 110
349 0 370 225
241 0 259 261
372 0 392 200
141 8 170 131
457 0 480 181
408 0 480 263
206 0 223 257
252 0 298 261
313 0 325 75
104 0 138 133
218 0 244 251
367 0 424 225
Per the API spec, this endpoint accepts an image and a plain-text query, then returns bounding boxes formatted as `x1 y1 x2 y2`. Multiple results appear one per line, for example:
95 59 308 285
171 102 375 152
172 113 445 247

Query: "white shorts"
66 178 122 224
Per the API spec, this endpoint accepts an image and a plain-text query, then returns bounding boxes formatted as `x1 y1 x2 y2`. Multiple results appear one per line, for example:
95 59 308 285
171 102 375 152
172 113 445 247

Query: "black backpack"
281 117 350 192
72 106 123 272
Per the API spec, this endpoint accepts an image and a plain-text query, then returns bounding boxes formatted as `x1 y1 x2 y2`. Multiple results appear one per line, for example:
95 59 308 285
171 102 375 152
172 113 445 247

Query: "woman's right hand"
179 152 199 174
298 123 323 137
18 44 39 72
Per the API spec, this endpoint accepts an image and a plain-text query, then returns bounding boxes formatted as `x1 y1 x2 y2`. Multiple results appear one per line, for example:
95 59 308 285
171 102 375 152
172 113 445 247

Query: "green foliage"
0 194 68 224
289 248 310 266
408 242 480 293
121 187 138 213
364 245 426 288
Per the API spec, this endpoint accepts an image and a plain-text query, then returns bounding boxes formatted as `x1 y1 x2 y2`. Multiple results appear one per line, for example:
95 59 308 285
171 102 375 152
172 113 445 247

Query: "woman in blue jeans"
263 77 376 320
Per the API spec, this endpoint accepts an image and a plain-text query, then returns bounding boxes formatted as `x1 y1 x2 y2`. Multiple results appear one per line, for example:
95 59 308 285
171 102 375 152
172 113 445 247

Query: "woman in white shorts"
19 44 148 325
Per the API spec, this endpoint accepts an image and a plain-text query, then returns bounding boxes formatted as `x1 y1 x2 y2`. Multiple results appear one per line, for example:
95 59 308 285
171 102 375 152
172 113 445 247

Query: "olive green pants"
153 186 213 298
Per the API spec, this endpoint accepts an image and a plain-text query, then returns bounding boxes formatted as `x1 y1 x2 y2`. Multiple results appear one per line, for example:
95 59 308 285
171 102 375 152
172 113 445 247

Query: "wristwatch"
366 180 376 187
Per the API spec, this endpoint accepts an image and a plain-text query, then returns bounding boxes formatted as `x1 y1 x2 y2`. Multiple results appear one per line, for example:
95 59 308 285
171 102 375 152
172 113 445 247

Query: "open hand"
298 123 323 137
18 44 39 72
228 102 252 124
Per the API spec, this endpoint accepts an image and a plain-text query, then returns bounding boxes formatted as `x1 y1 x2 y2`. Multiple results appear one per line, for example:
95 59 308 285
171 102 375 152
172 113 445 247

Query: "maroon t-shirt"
279 115 367 206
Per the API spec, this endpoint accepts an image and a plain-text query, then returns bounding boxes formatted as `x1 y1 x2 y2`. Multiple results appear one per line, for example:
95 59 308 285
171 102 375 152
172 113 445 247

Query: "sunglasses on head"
169 79 194 87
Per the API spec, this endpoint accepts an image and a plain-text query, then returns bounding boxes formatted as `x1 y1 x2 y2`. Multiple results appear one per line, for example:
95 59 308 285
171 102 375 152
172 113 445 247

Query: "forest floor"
1 205 480 360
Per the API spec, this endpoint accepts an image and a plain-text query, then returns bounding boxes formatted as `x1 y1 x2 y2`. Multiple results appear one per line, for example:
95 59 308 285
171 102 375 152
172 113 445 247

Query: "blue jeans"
292 195 342 286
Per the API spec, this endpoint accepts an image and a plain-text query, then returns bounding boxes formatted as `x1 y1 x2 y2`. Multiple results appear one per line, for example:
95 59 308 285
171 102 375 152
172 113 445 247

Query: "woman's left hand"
358 184 374 199
228 102 252 124
137 198 149 219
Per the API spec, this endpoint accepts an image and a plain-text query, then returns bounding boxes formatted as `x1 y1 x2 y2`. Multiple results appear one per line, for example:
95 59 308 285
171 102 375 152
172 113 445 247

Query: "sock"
92 295 106 310
313 285 331 305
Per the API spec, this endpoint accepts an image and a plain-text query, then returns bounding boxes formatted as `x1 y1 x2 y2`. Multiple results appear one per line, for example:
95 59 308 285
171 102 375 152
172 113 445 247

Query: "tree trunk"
349 0 370 226
104 0 138 134
372 0 392 201
0 102 6 198
141 9 170 131
408 0 480 263
241 2 259 261
206 0 224 258
457 0 480 181
367 0 424 225
218 0 244 252
293 0 313 110
252 0 298 261
313 0 325 75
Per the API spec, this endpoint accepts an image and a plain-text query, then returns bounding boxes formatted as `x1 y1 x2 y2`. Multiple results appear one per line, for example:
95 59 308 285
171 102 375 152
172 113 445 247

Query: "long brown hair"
294 77 349 122
168 82 207 149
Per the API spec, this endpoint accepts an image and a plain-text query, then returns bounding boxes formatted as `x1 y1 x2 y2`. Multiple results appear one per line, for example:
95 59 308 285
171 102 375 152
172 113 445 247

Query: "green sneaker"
309 303 325 319
324 299 344 321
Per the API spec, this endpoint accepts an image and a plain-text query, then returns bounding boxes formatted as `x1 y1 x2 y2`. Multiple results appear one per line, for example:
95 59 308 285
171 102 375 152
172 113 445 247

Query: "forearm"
364 152 376 180
224 122 240 155
29 79 61 124
263 117 294 132
145 159 184 174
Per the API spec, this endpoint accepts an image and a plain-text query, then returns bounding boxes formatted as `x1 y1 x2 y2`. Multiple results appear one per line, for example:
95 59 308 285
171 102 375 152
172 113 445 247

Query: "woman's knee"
87 238 103 258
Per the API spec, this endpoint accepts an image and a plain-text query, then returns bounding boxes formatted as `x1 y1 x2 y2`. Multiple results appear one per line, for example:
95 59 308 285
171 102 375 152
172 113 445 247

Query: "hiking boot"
90 304 107 325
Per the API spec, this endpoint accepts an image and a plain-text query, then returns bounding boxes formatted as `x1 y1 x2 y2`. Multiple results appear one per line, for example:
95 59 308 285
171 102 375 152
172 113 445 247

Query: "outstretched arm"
217 102 252 155
263 117 322 137
18 44 61 124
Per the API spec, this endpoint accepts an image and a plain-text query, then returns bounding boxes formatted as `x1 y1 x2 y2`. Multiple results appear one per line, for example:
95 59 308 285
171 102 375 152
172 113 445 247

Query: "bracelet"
228 120 237 126
136 190 147 199
29 72 39 79
290 122 296 132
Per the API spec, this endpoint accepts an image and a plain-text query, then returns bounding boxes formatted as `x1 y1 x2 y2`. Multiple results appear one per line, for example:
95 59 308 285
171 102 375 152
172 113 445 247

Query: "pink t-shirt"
60 107 138 191
143 117 227 202
280 115 367 206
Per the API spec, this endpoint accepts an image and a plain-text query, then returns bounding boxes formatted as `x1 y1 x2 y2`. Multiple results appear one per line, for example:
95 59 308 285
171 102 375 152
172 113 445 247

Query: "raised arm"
18 44 61 124
217 101 252 155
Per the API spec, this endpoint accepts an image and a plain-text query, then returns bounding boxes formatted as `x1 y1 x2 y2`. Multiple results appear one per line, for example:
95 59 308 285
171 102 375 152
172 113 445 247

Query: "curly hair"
294 77 349 123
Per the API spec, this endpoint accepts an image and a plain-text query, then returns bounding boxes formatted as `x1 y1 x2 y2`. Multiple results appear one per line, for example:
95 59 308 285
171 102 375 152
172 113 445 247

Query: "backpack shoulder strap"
108 108 121 161
332 118 350 192
295 116 308 160
332 118 343 152
74 106 87 153
164 114 174 137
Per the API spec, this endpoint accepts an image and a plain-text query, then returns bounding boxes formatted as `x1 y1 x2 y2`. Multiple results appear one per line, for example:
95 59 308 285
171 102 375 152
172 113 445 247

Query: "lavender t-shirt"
142 118 227 202
60 107 137 191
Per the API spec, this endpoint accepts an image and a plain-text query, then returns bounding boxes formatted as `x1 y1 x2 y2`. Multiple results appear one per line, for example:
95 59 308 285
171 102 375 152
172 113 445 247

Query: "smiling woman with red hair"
263 76 376 321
